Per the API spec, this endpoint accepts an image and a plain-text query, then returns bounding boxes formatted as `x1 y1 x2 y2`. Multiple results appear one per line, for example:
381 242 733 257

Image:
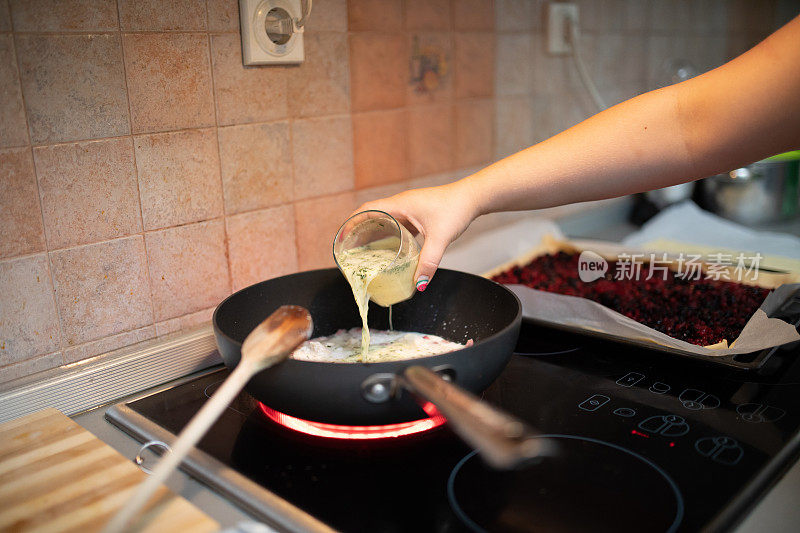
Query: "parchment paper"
509 283 800 356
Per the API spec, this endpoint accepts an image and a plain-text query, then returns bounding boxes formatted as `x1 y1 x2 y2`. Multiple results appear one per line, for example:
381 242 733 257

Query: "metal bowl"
701 151 800 225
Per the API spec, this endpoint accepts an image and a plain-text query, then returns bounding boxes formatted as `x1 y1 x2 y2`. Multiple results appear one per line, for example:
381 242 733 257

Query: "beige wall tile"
292 115 354 200
123 33 215 134
495 0 534 32
495 96 532 158
227 205 298 290
62 325 155 364
0 254 60 362
0 0 10 31
454 0 495 30
407 32 453 105
155 306 214 336
648 0 688 33
207 0 240 32
35 137 141 250
408 104 454 177
211 33 288 125
9 0 118 31
0 35 28 148
289 32 350 117
455 99 493 167
700 0 735 33
454 32 494 98
50 236 152 346
16 34 129 144
576 0 625 33
405 0 450 30
648 0 734 34
134 128 223 231
354 181 408 205
0 352 62 385
687 34 729 73
348 0 402 31
304 0 347 31
118 0 206 31
530 31 579 96
146 219 230 321
496 33 532 96
593 82 645 109
622 0 650 31
353 109 408 188
218 121 292 214
0 148 44 259
646 34 728 90
407 168 459 189
350 32 407 112
295 191 356 270
530 92 590 143
579 33 645 86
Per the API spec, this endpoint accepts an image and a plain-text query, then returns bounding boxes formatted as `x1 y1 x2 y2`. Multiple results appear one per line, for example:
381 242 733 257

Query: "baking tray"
485 236 800 370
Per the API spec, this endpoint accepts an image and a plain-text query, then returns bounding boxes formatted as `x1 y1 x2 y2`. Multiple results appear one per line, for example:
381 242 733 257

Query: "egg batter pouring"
335 236 420 361
315 234 466 363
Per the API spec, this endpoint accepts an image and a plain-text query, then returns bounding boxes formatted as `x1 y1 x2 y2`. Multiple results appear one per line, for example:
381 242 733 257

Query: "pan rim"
212 267 522 368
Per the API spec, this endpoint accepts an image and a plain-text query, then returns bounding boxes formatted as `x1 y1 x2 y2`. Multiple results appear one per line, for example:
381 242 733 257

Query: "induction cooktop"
107 320 800 532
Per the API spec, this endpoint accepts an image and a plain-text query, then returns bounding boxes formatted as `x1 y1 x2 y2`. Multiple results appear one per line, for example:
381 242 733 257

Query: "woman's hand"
354 182 480 291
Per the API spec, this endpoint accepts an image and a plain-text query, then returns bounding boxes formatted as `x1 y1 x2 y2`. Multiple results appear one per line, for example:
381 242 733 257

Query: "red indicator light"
669 442 675 447
631 429 650 438
258 403 446 440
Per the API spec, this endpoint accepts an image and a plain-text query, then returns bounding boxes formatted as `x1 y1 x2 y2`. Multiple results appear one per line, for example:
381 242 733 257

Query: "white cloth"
623 201 800 259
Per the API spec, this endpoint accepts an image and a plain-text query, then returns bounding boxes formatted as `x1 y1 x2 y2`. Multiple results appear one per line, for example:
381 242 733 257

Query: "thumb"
414 235 448 292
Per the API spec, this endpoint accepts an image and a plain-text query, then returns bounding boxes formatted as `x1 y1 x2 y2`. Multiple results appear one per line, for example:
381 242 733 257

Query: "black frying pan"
213 268 548 468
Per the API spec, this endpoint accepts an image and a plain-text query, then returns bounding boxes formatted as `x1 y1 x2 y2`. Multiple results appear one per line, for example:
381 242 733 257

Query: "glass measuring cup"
333 210 421 307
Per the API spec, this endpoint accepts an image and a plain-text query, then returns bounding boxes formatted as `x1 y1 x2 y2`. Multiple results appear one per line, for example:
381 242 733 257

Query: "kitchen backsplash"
1 0 796 382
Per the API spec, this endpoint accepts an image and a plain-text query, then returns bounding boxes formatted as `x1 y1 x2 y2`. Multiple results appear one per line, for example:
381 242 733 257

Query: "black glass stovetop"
112 321 800 532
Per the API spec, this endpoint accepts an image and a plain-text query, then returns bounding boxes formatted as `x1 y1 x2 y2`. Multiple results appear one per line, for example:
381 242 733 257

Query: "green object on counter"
765 150 800 162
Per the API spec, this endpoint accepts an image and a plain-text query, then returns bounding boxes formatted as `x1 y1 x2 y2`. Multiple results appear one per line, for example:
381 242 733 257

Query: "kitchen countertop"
69 200 800 532
73 378 256 531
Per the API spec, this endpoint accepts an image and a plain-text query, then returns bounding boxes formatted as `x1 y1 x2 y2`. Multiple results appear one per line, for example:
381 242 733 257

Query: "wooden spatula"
104 305 313 533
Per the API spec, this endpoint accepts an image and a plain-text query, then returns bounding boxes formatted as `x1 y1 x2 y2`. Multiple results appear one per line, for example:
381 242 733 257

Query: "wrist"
448 176 485 221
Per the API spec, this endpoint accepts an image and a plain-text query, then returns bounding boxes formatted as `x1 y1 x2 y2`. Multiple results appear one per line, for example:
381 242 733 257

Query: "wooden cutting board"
0 408 219 533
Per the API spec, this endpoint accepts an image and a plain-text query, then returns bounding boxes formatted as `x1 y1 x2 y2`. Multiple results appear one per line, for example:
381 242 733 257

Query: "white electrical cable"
568 17 608 113
295 0 312 30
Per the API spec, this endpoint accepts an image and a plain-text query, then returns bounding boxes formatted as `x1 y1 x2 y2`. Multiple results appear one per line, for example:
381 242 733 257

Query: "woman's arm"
357 15 800 288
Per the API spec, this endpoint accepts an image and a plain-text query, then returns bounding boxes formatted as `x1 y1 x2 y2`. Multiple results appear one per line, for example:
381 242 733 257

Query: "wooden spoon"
104 305 313 533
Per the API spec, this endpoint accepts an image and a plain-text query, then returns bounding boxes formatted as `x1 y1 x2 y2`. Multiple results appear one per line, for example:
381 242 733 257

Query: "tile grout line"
17 106 489 151
116 0 158 337
61 323 156 364
0 350 63 383
9 13 69 361
3 28 351 36
205 23 235 296
31 150 68 360
288 110 301 272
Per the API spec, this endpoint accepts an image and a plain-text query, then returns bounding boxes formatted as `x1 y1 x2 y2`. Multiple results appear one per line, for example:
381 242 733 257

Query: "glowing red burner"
259 403 446 440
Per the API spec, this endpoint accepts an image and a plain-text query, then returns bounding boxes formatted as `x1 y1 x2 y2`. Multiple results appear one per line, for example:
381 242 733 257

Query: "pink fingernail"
416 276 429 291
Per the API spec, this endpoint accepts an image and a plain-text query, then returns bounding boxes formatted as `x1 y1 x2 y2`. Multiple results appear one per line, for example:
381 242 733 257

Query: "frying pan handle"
399 365 553 470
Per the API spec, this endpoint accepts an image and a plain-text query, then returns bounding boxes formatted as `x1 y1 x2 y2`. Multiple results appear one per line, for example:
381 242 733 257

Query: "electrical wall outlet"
240 0 304 65
547 2 579 55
